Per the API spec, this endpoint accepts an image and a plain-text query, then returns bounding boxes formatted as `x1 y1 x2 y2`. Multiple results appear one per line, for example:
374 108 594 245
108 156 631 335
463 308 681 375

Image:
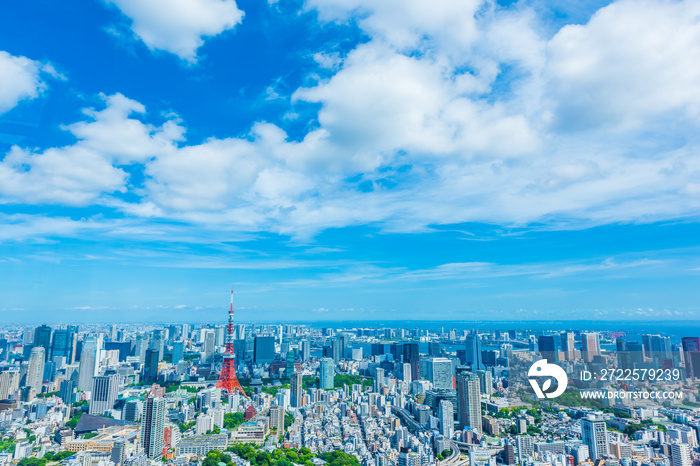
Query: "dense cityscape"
2 312 700 466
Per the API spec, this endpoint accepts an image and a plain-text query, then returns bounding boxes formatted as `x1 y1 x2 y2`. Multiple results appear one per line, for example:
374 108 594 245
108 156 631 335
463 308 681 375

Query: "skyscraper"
254 336 276 365
300 340 310 361
59 379 75 405
143 349 160 383
403 343 420 381
682 337 700 378
581 333 601 363
319 357 334 390
439 400 454 438
291 372 303 408
51 327 78 363
465 332 484 370
375 367 385 392
475 370 493 396
269 405 285 436
89 372 119 415
26 347 45 392
77 337 98 391
538 335 560 363
581 416 609 460
172 340 184 364
33 325 52 352
421 357 453 390
457 372 481 432
402 363 412 383
141 396 165 458
561 332 575 361
671 443 691 466
203 330 215 362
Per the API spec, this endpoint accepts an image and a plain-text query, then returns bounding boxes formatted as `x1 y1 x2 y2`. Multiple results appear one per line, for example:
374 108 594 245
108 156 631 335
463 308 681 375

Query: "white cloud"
0 94 184 206
545 0 700 130
0 51 49 114
5 0 700 239
106 0 244 61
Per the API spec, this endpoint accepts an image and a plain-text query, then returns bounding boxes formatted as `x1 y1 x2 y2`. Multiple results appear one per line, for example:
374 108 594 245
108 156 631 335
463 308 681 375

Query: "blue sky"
1 0 699 323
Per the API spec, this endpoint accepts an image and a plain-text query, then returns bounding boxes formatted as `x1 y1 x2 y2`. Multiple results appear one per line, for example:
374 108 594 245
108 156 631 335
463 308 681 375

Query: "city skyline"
2 0 700 320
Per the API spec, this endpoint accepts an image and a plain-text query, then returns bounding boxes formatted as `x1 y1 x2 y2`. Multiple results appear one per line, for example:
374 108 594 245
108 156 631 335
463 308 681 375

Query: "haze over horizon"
1 0 700 321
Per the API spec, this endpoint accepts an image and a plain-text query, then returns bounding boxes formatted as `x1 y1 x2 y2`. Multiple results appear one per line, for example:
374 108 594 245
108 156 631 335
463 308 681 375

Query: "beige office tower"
0 370 20 399
457 372 482 433
27 347 45 392
269 405 285 436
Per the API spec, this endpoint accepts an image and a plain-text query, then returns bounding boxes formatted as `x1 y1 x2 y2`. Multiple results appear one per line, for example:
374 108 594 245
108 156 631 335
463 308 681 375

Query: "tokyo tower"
216 289 246 395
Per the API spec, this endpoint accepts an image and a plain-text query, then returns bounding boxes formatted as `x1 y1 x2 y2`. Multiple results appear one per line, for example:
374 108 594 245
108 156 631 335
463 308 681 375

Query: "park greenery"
224 412 246 429
204 445 361 466
65 412 82 429
43 451 74 462
0 438 16 453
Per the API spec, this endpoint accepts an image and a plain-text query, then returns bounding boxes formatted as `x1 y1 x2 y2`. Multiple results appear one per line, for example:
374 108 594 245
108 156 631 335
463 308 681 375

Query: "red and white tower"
216 289 245 395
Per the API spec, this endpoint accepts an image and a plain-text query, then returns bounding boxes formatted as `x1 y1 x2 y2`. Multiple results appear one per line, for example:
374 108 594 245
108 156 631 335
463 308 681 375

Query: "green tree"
224 412 245 429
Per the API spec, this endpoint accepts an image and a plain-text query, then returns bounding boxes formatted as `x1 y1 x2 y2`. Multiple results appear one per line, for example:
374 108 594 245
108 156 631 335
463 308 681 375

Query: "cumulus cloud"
545 0 700 130
106 0 244 61
0 94 184 206
0 51 53 114
4 0 700 238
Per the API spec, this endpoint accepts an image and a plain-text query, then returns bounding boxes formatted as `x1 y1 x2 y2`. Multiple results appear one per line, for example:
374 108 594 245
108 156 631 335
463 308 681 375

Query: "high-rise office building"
0 369 19 400
26 347 45 392
33 325 52 352
300 340 310 362
172 340 184 364
150 331 165 361
143 349 160 382
561 332 575 361
581 416 609 460
517 436 534 462
254 336 276 365
203 330 215 362
683 337 700 378
581 333 601 363
421 357 453 390
403 343 420 381
476 370 493 396
59 379 75 405
402 363 412 383
538 335 561 363
439 400 454 438
269 405 285 436
643 334 672 361
375 368 385 392
77 337 98 391
457 372 481 432
141 396 165 458
123 400 142 422
133 334 148 362
319 358 334 390
51 327 78 363
465 332 484 370
291 372 303 408
671 443 691 466
104 341 131 362
89 372 119 415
